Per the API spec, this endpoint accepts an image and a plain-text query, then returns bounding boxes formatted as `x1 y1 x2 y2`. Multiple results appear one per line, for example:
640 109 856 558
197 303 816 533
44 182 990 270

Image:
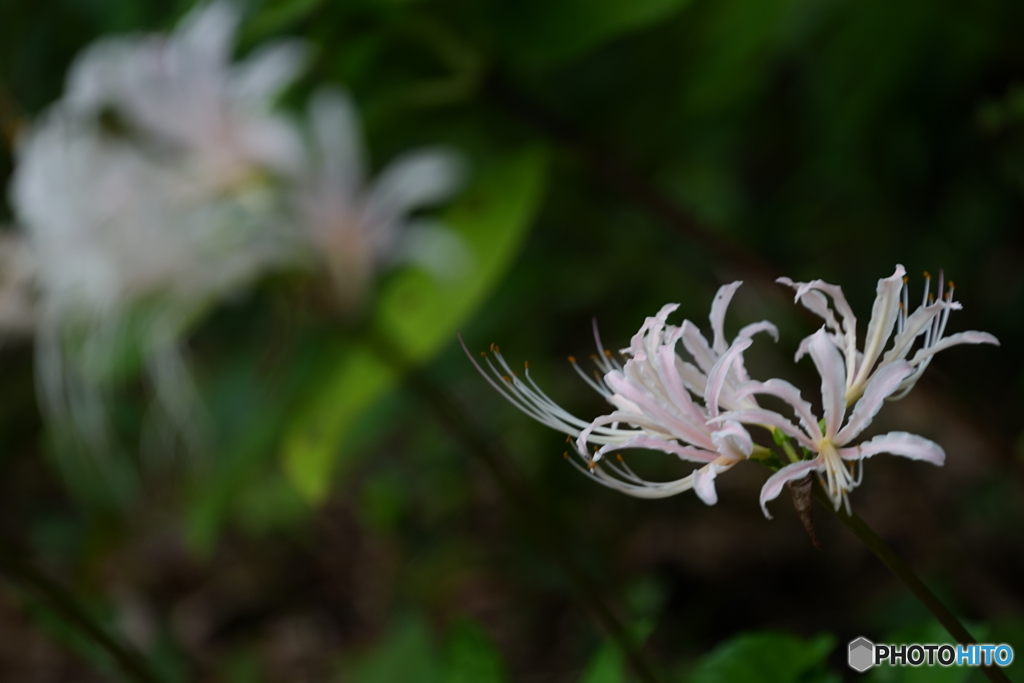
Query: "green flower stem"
813 489 1012 683
0 544 165 683
365 329 665 683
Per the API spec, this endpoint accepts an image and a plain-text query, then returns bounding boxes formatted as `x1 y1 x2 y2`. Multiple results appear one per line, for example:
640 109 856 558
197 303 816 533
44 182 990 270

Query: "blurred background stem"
365 327 665 683
816 489 1012 683
0 542 165 683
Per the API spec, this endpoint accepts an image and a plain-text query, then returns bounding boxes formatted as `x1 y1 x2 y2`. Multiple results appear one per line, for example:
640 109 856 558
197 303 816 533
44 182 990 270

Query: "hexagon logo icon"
848 637 875 672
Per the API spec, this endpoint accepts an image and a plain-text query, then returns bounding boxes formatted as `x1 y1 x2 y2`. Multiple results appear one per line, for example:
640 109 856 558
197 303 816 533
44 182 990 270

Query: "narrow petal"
364 148 463 248
807 328 847 438
692 463 721 505
710 281 742 354
591 433 718 463
704 337 753 417
838 431 945 466
680 320 716 373
710 419 754 459
736 378 822 442
736 320 779 342
852 265 905 389
880 300 949 365
835 361 913 444
309 86 364 199
759 458 823 519
908 331 1000 365
710 409 815 449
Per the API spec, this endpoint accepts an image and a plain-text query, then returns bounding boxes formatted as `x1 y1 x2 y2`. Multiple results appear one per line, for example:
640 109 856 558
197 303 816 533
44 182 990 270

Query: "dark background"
1 0 1022 681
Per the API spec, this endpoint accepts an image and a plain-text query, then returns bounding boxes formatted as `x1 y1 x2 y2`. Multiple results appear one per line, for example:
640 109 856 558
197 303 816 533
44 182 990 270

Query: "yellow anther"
502 375 511 382
524 360 530 369
616 453 624 462
923 271 931 279
604 349 613 358
902 276 909 284
562 452 569 460
590 353 598 360
568 355 577 363
948 280 955 290
566 435 573 443
587 461 598 470
928 292 935 303
480 351 488 357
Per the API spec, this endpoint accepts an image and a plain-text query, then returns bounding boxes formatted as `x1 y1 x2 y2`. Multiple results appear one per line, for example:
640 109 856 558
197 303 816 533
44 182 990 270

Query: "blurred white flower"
8 2 307 456
297 87 463 308
465 283 777 504
718 328 946 517
64 1 306 187
778 265 998 404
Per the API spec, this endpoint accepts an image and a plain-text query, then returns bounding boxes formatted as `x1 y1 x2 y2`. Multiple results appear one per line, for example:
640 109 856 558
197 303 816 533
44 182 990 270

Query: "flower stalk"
813 487 1011 683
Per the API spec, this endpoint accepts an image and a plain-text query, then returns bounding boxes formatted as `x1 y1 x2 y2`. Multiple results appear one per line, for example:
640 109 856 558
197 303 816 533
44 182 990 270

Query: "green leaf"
282 145 548 502
444 619 508 683
496 0 694 67
688 631 836 683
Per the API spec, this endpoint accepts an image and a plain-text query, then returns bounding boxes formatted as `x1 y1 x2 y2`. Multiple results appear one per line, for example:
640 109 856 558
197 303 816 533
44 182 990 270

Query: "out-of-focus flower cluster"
468 266 999 519
2 2 462 456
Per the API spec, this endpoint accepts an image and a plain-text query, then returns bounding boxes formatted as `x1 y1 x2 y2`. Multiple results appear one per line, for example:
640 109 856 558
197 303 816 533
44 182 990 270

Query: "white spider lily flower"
11 110 291 454
463 283 777 504
63 1 307 187
298 87 463 308
778 265 998 404
716 328 946 518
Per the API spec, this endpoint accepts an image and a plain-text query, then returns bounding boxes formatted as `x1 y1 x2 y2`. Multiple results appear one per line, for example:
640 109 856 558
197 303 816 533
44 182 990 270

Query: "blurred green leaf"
687 631 836 683
497 0 694 67
444 619 508 683
578 620 655 683
282 145 548 501
579 644 626 683
349 616 442 683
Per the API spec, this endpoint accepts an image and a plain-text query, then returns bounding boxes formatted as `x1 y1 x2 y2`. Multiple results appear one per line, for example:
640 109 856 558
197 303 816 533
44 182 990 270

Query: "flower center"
819 438 856 513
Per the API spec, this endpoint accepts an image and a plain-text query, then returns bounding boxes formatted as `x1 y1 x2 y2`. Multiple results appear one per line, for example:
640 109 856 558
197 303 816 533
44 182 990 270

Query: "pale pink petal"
710 419 753 458
592 433 719 463
710 281 743 354
736 320 779 342
795 280 858 339
908 331 1000 366
680 320 716 373
759 458 823 518
835 361 913 444
736 378 822 442
692 464 721 505
710 408 815 449
673 356 707 396
853 265 905 388
655 344 707 425
880 300 949 364
838 431 945 466
705 337 753 417
807 328 847 438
